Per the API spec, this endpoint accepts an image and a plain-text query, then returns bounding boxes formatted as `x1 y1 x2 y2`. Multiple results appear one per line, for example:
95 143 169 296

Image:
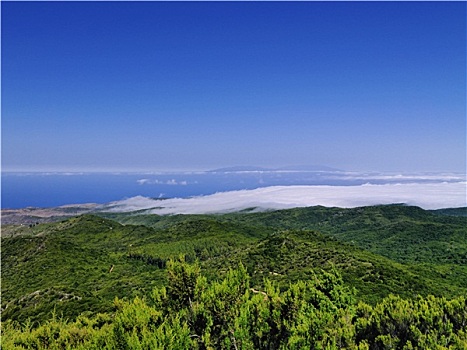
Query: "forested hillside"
2 205 466 349
3 259 467 349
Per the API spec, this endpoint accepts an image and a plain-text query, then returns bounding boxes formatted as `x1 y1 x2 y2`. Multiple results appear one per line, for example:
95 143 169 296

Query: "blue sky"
2 1 466 172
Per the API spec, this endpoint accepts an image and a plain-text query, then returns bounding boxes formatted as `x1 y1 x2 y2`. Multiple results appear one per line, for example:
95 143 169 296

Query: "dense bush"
2 257 466 349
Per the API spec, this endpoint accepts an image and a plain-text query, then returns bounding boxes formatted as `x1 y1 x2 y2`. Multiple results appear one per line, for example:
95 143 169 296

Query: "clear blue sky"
2 1 466 172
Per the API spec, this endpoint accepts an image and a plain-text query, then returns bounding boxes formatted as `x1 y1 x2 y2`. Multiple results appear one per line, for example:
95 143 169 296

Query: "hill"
101 204 467 265
229 205 467 263
101 204 467 303
201 230 455 305
2 205 467 326
430 207 467 217
1 215 262 324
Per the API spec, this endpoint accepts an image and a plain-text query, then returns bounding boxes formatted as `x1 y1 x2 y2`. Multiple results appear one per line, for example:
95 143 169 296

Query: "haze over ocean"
2 2 465 209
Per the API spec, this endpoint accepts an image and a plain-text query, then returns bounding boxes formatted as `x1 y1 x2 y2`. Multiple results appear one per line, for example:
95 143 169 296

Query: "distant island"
208 165 343 172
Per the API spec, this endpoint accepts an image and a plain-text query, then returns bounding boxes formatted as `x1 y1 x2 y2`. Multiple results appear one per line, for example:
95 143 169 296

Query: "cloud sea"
2 170 465 211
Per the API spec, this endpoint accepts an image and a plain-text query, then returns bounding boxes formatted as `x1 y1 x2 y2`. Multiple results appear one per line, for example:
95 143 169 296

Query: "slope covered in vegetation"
1 215 261 324
102 205 467 301
3 258 467 349
2 205 466 348
101 204 467 265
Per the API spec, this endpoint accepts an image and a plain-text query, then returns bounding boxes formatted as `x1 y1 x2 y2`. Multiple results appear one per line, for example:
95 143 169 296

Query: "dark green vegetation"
2 205 466 348
102 205 467 301
431 207 467 217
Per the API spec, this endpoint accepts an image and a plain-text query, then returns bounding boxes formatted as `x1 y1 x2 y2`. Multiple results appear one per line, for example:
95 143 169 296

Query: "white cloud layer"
137 178 188 186
102 182 466 214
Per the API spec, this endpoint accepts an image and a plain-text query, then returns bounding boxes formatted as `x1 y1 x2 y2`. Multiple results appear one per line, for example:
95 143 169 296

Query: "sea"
1 170 465 209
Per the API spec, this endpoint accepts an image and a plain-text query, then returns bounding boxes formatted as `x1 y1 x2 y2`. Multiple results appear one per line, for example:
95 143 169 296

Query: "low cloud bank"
137 178 188 186
102 182 466 215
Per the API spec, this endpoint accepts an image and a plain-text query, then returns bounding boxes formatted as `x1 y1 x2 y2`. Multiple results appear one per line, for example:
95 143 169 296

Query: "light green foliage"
2 259 467 349
166 255 202 310
354 294 467 349
1 312 113 350
2 206 467 349
3 207 467 325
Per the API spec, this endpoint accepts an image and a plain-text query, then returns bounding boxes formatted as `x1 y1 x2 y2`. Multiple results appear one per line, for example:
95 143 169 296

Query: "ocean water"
1 171 464 209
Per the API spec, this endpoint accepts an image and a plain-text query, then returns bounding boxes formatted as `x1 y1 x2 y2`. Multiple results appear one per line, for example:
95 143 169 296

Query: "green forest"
2 205 467 349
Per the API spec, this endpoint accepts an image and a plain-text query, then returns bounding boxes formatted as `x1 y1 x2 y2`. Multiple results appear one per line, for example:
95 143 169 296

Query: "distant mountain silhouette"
208 165 343 172
207 166 274 172
277 165 343 172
